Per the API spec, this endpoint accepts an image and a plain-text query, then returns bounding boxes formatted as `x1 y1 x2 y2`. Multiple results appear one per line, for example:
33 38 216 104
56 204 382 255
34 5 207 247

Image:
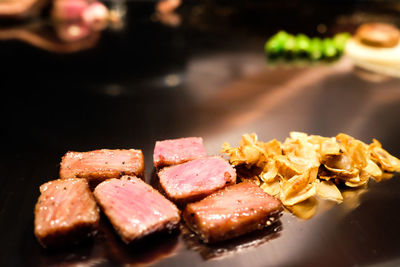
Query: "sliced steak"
93 176 180 244
60 149 144 186
34 178 100 247
153 137 207 168
158 156 236 204
183 182 283 243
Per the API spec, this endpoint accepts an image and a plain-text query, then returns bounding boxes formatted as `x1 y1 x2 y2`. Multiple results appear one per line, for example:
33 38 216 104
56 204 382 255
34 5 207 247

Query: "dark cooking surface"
1 1 400 266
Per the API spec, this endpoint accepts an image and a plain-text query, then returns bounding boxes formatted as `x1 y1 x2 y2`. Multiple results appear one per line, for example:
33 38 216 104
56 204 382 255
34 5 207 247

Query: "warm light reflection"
0 22 100 53
285 197 318 220
165 74 181 87
0 0 118 53
181 221 282 261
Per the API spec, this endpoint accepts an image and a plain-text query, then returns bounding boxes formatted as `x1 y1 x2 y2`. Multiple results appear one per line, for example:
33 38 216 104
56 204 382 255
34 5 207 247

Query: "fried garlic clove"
239 133 258 147
369 139 400 172
348 140 369 170
323 153 359 178
241 145 262 165
257 139 282 157
320 137 342 157
336 133 356 146
260 160 278 183
279 167 318 206
260 178 281 197
275 155 303 179
344 173 369 187
363 158 383 181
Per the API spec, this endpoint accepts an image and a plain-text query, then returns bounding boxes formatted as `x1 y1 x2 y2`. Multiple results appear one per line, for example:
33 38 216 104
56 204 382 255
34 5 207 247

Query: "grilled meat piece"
183 182 283 243
158 156 236 204
93 176 180 244
60 149 145 186
34 178 100 248
153 137 207 168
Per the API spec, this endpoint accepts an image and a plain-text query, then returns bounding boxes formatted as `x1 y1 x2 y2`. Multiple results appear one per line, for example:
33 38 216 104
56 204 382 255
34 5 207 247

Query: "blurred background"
1 0 400 153
1 1 400 266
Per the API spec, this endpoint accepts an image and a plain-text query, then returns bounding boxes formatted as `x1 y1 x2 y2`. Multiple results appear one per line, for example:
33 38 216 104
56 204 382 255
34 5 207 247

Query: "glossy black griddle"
1 1 400 266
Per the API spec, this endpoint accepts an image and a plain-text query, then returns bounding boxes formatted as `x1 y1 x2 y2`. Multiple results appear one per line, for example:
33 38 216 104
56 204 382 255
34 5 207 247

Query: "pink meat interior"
159 156 236 201
34 178 99 239
153 137 207 167
94 177 180 242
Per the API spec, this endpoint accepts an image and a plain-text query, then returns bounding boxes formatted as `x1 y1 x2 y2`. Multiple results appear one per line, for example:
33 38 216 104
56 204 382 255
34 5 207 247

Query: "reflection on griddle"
0 21 100 54
181 221 282 261
285 197 318 220
101 216 180 267
37 233 106 267
32 214 180 267
340 185 368 212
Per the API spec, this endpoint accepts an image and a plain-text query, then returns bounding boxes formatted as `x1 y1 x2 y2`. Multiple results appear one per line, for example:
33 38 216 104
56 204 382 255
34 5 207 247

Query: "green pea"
264 31 289 55
295 34 311 54
333 32 351 53
322 38 337 58
274 30 290 43
265 38 282 55
309 37 323 60
283 34 296 55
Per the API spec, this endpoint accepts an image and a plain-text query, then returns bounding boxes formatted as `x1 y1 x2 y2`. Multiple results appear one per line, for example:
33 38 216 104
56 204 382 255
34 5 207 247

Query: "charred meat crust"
115 218 180 244
59 149 145 187
183 207 282 243
182 182 283 243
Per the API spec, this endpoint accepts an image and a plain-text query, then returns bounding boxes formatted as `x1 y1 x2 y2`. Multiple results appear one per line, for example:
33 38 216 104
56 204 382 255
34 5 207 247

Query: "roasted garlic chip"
279 167 318 206
320 138 342 157
260 178 280 197
369 139 400 172
260 160 278 183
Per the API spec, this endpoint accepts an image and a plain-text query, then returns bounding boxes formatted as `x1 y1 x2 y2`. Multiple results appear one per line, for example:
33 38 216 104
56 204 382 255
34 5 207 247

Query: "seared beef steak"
94 176 180 244
34 178 100 247
158 156 236 204
60 149 145 185
183 182 283 243
153 137 207 168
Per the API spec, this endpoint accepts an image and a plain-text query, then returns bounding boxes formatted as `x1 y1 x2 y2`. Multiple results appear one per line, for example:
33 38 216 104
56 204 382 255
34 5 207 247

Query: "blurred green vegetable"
333 32 351 53
264 31 351 63
322 38 337 58
309 37 323 60
265 38 282 55
264 30 289 55
275 30 290 43
295 34 311 54
284 35 296 55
